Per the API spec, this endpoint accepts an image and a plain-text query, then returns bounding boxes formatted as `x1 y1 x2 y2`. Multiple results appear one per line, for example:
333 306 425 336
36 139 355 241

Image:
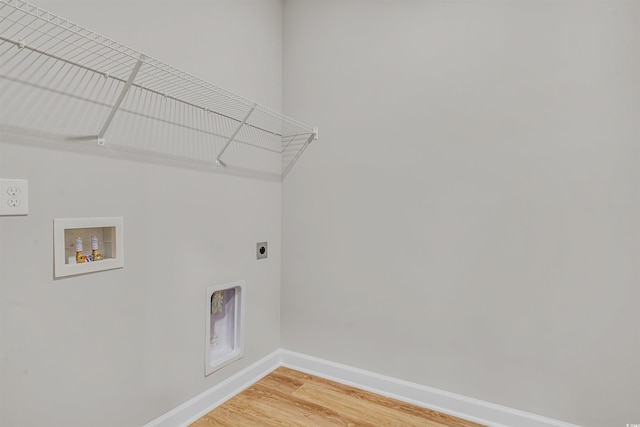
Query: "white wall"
282 1 640 427
0 1 283 426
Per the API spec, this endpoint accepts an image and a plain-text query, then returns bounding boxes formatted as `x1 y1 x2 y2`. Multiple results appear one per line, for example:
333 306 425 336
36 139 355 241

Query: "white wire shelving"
0 0 317 180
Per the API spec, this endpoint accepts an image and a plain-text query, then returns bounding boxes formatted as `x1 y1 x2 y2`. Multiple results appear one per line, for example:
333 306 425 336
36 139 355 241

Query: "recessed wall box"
205 280 245 375
54 217 124 278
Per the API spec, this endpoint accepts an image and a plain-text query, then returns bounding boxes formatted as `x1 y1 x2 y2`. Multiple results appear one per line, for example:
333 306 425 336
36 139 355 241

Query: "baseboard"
142 350 281 427
144 348 583 427
279 349 582 427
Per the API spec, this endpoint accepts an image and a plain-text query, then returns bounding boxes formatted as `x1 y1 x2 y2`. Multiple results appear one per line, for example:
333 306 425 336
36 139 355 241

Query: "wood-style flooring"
190 367 486 427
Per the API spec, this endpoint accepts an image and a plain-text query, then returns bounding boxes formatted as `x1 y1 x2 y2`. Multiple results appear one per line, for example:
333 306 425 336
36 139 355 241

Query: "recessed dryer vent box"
54 217 124 278
205 280 245 376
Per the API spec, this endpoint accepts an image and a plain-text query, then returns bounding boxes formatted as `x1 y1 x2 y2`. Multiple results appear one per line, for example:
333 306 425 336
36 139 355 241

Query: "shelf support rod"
216 104 256 167
282 128 318 179
96 54 145 145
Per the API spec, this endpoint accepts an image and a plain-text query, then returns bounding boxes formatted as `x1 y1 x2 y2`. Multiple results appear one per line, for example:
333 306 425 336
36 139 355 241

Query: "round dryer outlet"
256 242 268 259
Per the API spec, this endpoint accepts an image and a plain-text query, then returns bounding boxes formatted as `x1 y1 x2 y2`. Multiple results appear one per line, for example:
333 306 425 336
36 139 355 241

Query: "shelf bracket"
215 104 256 167
96 54 145 145
282 131 316 179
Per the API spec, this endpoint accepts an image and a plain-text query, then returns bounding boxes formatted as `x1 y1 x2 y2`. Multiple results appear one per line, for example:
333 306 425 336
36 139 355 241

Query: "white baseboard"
144 348 583 427
279 350 582 427
143 350 281 427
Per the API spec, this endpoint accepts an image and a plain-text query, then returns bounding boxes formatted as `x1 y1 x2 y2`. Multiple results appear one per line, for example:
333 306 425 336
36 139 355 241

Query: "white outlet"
0 179 28 215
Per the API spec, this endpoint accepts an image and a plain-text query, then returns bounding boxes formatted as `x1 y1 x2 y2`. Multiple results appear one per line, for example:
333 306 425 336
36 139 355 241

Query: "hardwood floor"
190 367 486 427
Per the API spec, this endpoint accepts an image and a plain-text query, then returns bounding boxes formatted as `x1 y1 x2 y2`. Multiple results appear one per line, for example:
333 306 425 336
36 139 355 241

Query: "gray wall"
281 1 640 427
2 1 639 426
0 1 283 426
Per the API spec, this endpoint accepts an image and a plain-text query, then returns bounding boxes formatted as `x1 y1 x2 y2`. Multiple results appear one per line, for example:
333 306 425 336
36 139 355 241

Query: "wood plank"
292 382 448 427
256 370 306 396
275 368 483 427
191 367 487 427
190 405 243 427
233 384 361 426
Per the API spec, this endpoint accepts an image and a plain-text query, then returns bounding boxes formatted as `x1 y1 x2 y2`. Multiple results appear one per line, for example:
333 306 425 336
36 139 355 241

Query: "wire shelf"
0 0 317 180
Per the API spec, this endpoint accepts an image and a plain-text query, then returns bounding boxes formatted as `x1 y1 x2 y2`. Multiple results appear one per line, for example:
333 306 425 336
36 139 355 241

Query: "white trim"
144 349 583 427
279 350 583 427
142 350 281 427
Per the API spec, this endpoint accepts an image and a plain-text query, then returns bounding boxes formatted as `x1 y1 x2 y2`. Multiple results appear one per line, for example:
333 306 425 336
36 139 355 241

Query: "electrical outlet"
256 242 268 260
0 179 29 215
